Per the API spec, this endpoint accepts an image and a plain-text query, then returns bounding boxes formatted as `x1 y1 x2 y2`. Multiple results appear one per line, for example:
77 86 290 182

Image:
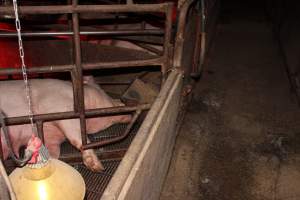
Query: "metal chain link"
12 0 36 134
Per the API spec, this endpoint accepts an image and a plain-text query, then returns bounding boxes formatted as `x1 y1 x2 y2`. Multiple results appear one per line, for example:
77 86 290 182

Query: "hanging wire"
0 111 33 167
12 0 36 135
8 0 51 169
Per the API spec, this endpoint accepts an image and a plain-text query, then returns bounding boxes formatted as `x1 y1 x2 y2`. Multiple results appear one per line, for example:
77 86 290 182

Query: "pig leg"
46 143 61 159
57 119 104 172
81 138 105 172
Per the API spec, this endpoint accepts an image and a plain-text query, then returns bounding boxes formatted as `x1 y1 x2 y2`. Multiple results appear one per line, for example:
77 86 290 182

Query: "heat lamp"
9 136 86 200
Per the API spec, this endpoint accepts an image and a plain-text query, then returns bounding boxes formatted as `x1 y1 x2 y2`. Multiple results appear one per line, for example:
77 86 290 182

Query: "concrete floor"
160 6 300 200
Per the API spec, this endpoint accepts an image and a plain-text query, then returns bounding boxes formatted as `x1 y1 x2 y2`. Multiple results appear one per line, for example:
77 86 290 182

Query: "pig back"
0 79 74 117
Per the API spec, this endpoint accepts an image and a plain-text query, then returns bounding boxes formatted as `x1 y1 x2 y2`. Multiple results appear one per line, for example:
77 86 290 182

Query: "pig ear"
83 76 95 85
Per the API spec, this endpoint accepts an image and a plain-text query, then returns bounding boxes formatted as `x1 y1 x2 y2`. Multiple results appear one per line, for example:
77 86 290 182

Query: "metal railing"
0 2 174 160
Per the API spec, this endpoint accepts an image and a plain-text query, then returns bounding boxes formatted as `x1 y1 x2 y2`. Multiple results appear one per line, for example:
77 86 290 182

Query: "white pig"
0 77 131 172
89 23 163 54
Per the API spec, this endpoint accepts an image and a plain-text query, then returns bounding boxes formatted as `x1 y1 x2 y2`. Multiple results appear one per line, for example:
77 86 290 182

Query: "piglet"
0 77 131 172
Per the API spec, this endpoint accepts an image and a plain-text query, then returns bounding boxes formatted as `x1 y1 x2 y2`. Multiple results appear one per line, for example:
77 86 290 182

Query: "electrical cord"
0 110 33 167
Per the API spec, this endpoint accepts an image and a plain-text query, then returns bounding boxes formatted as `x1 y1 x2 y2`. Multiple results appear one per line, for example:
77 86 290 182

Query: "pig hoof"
82 150 105 172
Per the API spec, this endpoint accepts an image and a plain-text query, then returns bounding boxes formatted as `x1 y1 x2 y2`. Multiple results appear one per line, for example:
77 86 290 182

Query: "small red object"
26 134 42 164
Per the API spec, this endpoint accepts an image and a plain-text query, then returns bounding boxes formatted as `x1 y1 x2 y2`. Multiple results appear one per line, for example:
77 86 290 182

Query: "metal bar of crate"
70 69 79 112
35 121 45 144
82 108 141 150
0 65 73 75
0 104 151 164
173 0 200 69
0 29 164 37
160 3 173 84
82 57 164 69
0 3 170 15
0 57 163 75
1 104 151 126
4 149 126 167
71 0 87 146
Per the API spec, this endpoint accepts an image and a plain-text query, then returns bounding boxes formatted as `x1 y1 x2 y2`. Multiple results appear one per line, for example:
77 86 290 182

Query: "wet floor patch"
252 133 300 200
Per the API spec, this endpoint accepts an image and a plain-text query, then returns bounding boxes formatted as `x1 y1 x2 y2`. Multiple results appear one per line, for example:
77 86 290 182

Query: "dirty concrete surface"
160 2 300 200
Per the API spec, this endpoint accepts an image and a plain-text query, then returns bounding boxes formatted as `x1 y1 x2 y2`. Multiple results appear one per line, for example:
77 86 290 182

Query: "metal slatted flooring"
60 122 141 157
73 159 121 200
60 121 142 199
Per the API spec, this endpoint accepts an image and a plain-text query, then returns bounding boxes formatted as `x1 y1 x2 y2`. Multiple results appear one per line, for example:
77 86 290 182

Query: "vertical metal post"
163 4 173 57
71 69 79 111
69 0 79 112
71 0 87 146
36 121 45 144
162 3 174 83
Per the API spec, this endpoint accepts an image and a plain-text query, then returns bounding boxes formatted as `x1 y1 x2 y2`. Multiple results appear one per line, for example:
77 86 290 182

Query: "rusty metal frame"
174 0 219 78
173 0 202 71
0 2 173 159
0 29 164 37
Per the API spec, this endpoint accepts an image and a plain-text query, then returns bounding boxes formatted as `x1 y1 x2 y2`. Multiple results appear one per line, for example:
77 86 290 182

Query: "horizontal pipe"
82 57 164 70
0 65 73 75
5 150 125 167
95 81 132 85
133 42 163 55
0 29 164 38
0 57 163 75
0 3 170 15
2 104 151 126
82 109 141 150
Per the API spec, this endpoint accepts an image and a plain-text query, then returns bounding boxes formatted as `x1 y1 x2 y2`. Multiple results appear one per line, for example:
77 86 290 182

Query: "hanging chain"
12 0 36 134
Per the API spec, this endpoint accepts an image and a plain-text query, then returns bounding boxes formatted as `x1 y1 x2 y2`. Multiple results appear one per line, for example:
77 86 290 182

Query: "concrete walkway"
160 8 300 200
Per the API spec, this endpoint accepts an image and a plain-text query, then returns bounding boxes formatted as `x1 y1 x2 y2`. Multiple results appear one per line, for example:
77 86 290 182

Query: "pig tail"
0 110 33 167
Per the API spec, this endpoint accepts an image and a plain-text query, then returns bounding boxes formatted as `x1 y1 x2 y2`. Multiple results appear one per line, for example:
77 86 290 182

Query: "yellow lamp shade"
9 159 85 200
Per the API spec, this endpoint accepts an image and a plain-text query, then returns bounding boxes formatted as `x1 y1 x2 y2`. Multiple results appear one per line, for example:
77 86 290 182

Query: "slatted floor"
60 122 141 157
60 121 142 199
74 159 121 200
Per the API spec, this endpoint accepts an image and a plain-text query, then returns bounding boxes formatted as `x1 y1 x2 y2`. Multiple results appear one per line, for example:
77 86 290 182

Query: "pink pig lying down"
0 77 131 172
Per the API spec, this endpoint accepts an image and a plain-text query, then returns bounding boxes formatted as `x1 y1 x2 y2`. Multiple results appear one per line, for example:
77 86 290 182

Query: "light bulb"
9 144 86 200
